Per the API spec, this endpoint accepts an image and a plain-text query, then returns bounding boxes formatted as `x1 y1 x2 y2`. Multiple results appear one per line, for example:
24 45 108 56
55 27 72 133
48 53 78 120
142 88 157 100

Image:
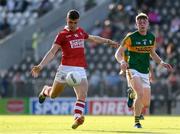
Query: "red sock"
74 100 85 119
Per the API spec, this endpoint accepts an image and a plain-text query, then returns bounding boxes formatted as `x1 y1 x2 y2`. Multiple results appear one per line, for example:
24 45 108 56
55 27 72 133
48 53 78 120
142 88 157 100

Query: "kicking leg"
72 78 88 129
38 81 65 103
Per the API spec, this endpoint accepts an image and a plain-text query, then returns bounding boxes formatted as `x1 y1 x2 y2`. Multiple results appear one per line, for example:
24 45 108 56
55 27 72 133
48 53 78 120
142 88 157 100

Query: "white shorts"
126 69 150 88
54 65 87 83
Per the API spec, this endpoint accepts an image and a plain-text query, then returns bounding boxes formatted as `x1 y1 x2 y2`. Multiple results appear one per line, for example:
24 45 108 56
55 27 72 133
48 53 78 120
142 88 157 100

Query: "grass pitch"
0 115 180 134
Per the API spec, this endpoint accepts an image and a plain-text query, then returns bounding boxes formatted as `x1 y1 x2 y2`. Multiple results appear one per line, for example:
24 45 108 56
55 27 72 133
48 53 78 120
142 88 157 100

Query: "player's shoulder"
124 31 137 38
56 28 69 38
59 28 68 34
129 31 139 37
123 31 140 42
77 27 86 32
54 28 68 41
122 32 134 41
77 26 84 30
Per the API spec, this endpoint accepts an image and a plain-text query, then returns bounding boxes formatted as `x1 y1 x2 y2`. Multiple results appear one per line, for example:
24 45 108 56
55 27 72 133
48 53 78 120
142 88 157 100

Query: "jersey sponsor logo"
69 39 84 48
135 46 153 52
128 46 153 53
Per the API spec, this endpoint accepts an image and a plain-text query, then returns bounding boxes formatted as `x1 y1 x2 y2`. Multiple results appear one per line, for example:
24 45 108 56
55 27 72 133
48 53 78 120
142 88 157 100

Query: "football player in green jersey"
121 49 155 120
115 13 173 128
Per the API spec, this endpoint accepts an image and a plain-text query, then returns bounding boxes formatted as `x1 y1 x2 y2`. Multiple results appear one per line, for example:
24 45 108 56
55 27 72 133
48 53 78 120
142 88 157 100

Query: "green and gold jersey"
122 31 156 74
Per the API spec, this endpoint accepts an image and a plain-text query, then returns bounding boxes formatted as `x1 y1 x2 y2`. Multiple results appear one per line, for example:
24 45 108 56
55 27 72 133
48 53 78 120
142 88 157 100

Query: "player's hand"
31 65 42 78
160 62 173 71
149 73 155 83
120 60 129 72
108 40 119 48
119 70 126 77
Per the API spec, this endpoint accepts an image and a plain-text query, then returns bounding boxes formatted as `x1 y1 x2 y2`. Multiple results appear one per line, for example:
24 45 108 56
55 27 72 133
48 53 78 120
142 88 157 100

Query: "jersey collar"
64 25 79 32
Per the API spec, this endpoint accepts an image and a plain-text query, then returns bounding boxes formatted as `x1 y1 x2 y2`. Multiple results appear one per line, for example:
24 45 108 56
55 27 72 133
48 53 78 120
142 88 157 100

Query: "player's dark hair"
67 10 80 20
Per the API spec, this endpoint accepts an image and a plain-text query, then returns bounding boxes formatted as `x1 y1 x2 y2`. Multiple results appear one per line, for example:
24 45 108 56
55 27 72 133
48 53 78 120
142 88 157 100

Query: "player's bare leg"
126 91 145 121
128 86 151 120
130 77 143 128
142 87 151 110
38 85 50 103
50 81 65 98
140 87 151 119
38 81 65 103
72 78 88 129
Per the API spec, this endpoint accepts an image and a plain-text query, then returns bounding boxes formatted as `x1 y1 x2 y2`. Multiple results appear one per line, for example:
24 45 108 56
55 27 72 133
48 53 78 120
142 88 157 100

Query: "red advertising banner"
0 98 29 114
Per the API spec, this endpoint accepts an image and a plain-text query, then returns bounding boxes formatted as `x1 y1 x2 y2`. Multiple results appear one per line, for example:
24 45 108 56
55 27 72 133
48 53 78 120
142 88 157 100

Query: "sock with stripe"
74 100 85 119
135 116 140 124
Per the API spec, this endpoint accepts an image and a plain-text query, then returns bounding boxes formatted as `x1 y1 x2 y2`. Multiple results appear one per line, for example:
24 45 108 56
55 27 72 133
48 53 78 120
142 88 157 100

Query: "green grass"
0 115 180 134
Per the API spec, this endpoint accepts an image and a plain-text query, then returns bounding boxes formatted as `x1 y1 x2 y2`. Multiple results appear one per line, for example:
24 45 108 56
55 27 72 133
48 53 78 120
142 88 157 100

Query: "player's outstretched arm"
86 35 119 48
31 43 60 77
150 48 173 71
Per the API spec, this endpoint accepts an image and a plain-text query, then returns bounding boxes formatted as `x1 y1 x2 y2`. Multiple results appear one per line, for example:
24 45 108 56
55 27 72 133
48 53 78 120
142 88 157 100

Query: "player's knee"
136 91 143 99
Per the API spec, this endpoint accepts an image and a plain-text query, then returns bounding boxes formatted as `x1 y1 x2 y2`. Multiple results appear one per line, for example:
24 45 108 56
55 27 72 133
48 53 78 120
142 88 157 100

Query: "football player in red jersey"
31 10 118 129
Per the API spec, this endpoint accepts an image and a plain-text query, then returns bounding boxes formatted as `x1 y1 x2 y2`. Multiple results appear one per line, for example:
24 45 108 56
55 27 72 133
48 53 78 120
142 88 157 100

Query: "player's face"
67 18 79 31
136 18 149 33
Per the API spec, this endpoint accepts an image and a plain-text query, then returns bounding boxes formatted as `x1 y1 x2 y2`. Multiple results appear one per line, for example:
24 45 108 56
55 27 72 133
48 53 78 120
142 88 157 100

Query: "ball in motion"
66 71 82 86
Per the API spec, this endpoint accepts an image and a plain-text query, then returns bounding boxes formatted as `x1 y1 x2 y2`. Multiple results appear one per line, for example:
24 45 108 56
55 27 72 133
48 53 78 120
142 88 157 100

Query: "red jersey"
54 26 89 67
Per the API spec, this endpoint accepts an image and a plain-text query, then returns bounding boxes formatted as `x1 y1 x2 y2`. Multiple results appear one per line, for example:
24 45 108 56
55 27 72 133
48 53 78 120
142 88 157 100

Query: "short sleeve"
153 35 156 49
121 36 131 48
54 32 65 46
